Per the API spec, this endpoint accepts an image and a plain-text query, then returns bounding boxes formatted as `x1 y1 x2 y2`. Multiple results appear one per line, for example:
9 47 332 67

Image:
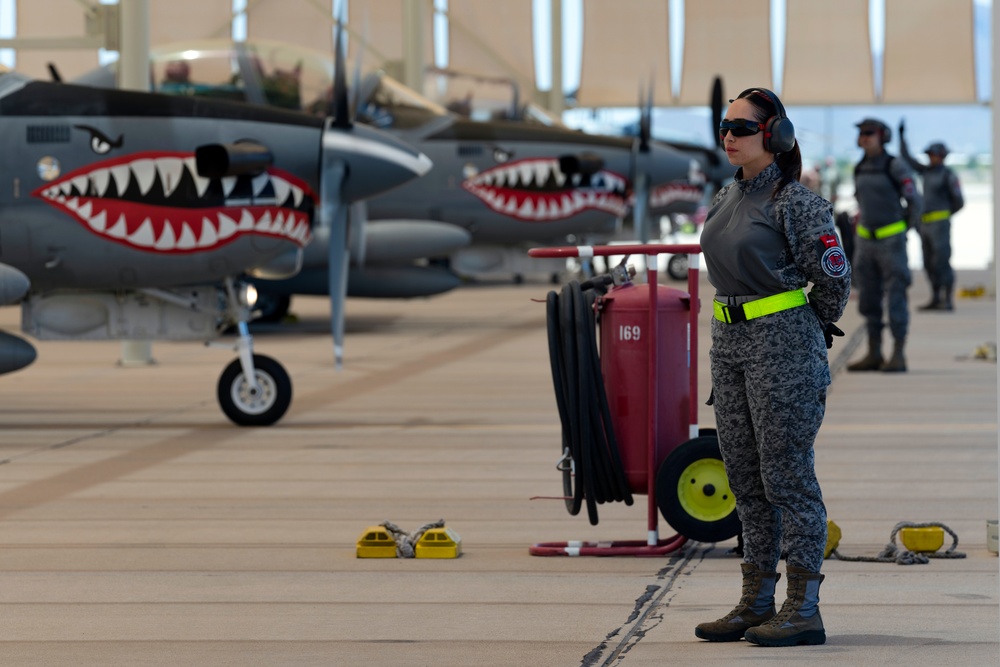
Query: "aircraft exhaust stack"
196 142 274 178
559 153 604 176
0 264 30 305
0 332 36 375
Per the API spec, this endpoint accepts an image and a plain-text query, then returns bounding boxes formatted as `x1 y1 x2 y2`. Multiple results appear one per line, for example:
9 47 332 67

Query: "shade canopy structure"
6 0 987 106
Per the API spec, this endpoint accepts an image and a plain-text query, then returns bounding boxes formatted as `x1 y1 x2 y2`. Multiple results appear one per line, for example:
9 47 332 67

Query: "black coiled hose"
545 279 633 526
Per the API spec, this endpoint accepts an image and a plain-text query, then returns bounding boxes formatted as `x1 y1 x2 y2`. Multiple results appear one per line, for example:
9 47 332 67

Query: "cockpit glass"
152 46 245 102
150 41 336 113
147 40 449 129
357 75 448 129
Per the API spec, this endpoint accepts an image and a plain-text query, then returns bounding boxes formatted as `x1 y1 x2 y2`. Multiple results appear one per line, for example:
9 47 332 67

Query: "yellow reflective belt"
922 210 950 223
713 289 808 324
857 220 907 240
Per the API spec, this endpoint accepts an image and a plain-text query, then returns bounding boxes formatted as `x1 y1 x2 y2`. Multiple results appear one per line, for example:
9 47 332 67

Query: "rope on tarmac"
380 519 446 558
829 521 966 565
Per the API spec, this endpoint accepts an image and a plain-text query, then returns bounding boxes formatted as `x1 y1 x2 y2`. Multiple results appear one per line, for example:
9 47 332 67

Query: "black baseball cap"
924 142 949 156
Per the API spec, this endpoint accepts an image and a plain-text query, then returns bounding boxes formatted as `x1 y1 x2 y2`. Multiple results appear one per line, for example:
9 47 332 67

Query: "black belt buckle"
723 303 747 324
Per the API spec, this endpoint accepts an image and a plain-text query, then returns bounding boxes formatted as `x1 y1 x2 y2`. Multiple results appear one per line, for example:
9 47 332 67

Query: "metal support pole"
118 0 153 367
549 0 563 115
402 0 426 94
118 0 150 92
992 0 999 540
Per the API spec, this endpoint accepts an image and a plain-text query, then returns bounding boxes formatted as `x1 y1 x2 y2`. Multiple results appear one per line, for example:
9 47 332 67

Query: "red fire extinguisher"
599 279 691 493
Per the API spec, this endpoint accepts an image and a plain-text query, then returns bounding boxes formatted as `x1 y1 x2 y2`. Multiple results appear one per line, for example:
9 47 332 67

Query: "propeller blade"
348 201 368 267
331 12 351 128
638 82 652 153
320 135 350 369
711 76 724 148
633 172 651 244
349 11 370 119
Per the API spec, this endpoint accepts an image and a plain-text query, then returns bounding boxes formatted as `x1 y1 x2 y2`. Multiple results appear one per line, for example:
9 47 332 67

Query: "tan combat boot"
847 335 882 371
694 563 780 642
744 565 826 646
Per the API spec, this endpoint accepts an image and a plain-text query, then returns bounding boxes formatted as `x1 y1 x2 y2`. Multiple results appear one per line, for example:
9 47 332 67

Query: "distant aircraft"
423 67 733 235
77 40 712 319
0 51 430 426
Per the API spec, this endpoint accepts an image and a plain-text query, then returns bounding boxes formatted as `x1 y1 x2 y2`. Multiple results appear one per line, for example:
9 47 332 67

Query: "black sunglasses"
719 119 765 138
858 130 878 136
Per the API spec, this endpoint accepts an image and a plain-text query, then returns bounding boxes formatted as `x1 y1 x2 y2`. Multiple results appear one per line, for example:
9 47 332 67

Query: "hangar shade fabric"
783 0 874 105
246 0 335 55
446 0 535 91
153 0 234 45
882 0 976 103
578 0 671 107
6 0 987 106
678 0 772 106
17 0 99 81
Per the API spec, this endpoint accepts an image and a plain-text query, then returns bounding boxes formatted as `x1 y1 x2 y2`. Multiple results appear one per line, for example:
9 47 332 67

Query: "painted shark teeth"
38 155 310 211
647 182 705 209
463 158 629 221
34 153 315 253
75 207 312 252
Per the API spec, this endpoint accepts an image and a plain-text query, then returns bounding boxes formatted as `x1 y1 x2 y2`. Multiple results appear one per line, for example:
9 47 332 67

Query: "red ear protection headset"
735 88 796 154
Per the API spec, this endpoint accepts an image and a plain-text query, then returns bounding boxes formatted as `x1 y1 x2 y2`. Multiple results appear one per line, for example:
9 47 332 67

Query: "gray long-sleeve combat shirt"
854 150 923 230
701 162 851 326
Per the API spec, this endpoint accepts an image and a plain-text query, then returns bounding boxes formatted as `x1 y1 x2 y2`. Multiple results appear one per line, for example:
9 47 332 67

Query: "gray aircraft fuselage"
0 75 425 293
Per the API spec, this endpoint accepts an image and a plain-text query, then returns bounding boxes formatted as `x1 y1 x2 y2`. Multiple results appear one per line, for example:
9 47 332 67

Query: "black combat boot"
744 566 826 647
695 563 780 642
881 338 907 372
847 335 882 371
918 287 941 311
937 287 954 311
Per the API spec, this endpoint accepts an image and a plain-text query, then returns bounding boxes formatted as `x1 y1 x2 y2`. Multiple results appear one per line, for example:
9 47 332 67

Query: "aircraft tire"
218 354 292 426
666 254 688 281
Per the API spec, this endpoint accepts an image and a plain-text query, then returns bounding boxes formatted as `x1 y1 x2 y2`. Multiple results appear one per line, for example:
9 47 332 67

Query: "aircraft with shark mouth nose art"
0 54 431 426
75 40 709 319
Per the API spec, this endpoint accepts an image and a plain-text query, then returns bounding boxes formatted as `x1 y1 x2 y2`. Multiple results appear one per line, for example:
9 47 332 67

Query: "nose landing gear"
214 279 292 426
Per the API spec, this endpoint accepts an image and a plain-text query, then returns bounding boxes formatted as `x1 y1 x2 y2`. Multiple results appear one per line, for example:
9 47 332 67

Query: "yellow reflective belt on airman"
856 220 907 240
922 210 950 223
713 289 808 324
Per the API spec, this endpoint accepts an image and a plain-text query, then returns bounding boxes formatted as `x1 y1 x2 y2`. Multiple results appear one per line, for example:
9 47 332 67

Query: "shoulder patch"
820 244 848 278
817 234 847 277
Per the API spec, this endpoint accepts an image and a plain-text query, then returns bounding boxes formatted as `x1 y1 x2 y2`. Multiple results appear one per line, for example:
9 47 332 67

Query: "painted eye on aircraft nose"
74 124 124 155
91 136 112 154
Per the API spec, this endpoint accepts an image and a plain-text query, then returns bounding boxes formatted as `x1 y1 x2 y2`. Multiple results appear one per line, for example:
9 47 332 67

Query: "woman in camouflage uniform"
694 89 851 647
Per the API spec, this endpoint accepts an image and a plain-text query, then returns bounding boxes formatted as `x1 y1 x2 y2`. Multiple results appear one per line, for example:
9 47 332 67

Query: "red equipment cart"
528 243 740 556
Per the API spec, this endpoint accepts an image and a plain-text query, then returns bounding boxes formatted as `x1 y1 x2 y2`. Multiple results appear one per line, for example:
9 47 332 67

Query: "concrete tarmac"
0 268 996 666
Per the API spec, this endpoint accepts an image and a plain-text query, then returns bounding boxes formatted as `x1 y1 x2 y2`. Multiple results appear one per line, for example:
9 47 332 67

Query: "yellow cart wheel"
656 435 741 542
